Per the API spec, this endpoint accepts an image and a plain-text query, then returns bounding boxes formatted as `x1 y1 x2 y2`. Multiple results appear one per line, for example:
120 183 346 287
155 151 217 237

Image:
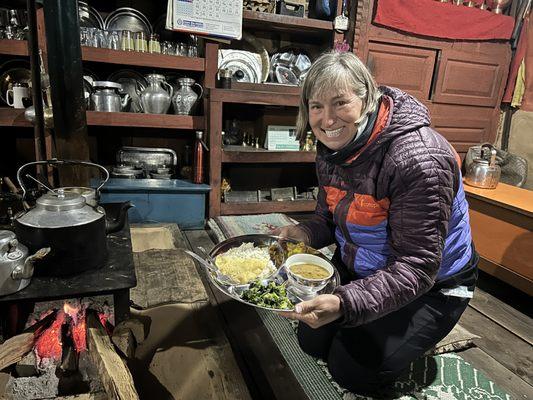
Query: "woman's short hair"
296 51 381 140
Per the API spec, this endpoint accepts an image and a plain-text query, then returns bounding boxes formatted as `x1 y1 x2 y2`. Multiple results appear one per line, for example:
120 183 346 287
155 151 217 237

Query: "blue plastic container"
94 178 210 229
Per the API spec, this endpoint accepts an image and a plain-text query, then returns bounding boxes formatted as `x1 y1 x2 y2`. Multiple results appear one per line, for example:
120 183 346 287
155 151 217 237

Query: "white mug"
6 84 29 109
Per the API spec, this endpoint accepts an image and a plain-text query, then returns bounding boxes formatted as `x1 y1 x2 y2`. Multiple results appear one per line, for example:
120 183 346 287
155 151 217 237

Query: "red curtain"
374 0 515 40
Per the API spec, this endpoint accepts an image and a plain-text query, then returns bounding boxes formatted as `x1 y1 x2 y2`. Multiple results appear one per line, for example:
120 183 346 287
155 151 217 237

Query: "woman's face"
308 89 363 151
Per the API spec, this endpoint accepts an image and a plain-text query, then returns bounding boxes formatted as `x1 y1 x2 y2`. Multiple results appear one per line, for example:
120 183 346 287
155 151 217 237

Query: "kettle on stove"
464 144 501 189
12 159 132 277
0 230 49 296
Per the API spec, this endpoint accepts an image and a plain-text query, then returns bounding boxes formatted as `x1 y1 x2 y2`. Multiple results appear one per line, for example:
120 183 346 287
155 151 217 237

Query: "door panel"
433 50 503 107
367 41 437 100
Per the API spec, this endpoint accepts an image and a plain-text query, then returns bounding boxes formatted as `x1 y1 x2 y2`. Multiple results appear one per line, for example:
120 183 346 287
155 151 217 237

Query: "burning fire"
33 301 111 366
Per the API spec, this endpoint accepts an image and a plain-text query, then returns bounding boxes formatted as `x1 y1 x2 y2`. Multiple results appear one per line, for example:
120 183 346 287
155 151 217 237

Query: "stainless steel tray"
104 7 152 35
207 234 340 311
117 146 178 169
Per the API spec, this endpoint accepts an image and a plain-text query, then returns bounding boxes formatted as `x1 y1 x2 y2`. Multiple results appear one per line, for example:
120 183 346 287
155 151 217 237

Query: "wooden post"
42 0 91 186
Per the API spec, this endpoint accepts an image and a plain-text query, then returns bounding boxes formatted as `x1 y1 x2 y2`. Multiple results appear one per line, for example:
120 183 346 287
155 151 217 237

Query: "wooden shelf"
0 39 28 56
243 10 333 34
0 108 204 130
0 108 30 127
223 148 316 163
221 199 316 215
210 88 300 106
87 111 204 129
81 46 205 71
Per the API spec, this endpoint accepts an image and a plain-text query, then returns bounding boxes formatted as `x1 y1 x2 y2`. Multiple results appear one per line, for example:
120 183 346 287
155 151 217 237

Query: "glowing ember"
35 311 66 363
71 311 87 353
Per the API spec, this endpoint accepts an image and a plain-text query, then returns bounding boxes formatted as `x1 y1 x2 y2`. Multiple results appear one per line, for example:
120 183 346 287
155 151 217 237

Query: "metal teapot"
0 230 49 296
464 144 501 189
90 81 130 112
13 159 132 277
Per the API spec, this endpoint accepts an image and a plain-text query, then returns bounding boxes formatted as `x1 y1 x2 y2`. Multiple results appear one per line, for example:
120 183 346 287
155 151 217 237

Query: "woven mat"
209 214 510 400
130 225 208 309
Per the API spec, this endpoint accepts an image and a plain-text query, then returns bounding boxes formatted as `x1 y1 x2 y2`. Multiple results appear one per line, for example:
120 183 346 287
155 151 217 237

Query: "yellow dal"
290 263 330 279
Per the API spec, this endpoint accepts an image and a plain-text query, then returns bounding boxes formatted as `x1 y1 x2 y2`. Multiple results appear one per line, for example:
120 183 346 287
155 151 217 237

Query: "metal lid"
36 190 86 211
145 73 166 81
0 230 16 248
93 81 122 90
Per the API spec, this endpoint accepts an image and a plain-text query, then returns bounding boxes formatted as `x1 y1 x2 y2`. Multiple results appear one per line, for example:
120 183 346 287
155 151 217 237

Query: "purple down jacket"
298 86 472 327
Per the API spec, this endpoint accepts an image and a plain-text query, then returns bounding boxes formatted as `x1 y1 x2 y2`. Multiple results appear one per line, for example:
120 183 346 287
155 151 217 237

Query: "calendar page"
166 0 242 40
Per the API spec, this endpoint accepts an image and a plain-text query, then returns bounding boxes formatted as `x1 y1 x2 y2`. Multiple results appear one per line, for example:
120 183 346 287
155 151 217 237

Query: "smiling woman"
275 51 478 396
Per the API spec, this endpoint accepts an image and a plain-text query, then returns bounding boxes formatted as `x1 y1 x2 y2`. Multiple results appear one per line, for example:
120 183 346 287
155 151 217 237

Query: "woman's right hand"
271 224 310 245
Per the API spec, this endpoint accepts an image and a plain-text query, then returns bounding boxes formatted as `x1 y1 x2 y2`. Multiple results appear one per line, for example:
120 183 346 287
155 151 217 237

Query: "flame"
63 303 80 325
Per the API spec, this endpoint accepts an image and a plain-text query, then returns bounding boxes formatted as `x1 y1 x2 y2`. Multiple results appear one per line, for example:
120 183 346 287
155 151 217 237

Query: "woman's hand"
271 224 310 244
278 294 343 328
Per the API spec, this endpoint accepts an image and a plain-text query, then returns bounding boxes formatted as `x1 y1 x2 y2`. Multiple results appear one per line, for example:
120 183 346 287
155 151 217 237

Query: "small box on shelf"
265 125 300 151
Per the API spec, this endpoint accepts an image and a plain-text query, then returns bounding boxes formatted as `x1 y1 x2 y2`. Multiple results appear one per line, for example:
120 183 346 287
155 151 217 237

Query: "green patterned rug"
208 215 513 400
258 309 511 400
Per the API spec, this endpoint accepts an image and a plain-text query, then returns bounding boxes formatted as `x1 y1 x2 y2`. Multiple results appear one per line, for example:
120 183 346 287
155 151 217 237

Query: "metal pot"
464 144 501 189
90 81 130 112
13 160 132 277
0 230 49 296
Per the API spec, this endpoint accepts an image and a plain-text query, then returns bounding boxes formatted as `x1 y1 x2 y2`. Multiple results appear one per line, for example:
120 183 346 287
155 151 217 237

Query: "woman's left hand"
278 294 343 328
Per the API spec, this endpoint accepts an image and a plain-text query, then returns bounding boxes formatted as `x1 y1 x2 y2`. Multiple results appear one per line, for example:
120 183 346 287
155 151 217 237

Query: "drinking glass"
108 31 120 50
120 30 134 51
161 41 175 55
94 29 107 48
134 31 147 52
148 33 161 54
177 42 188 56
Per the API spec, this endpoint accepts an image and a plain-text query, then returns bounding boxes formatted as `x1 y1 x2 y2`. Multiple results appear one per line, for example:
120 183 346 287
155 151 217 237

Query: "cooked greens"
241 281 293 310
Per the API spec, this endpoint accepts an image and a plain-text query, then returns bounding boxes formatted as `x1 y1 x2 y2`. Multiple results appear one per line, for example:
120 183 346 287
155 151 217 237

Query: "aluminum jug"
90 81 130 112
139 74 173 114
464 144 501 189
172 77 203 115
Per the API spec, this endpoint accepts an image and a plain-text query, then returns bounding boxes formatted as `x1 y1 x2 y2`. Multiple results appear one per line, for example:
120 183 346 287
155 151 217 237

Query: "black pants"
297 291 470 394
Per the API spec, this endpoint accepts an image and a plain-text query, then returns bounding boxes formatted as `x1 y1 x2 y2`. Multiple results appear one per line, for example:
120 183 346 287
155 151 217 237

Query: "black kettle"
13 159 132 277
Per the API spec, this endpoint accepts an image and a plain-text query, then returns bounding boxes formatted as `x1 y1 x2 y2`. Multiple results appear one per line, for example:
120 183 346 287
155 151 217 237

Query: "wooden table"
464 182 533 295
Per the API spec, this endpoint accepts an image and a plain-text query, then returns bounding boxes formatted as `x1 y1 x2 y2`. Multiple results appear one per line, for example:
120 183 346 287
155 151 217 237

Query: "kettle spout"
12 247 51 280
105 201 134 234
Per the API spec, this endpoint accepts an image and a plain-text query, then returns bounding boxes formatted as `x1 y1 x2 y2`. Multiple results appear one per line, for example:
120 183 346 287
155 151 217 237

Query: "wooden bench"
464 182 533 296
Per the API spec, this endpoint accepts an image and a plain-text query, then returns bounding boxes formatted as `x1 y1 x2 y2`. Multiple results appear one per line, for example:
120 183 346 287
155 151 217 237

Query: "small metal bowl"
285 253 334 295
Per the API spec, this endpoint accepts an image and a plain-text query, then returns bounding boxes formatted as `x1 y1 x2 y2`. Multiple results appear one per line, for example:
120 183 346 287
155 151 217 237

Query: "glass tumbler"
107 31 120 50
148 33 161 54
120 30 134 51
177 42 188 56
134 31 147 52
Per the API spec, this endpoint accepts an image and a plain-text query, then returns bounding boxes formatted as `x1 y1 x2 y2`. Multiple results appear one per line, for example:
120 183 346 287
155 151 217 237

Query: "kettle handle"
480 143 497 167
17 159 110 202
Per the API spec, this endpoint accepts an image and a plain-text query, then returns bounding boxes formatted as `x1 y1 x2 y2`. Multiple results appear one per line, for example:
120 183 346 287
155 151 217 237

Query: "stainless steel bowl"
285 253 334 295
